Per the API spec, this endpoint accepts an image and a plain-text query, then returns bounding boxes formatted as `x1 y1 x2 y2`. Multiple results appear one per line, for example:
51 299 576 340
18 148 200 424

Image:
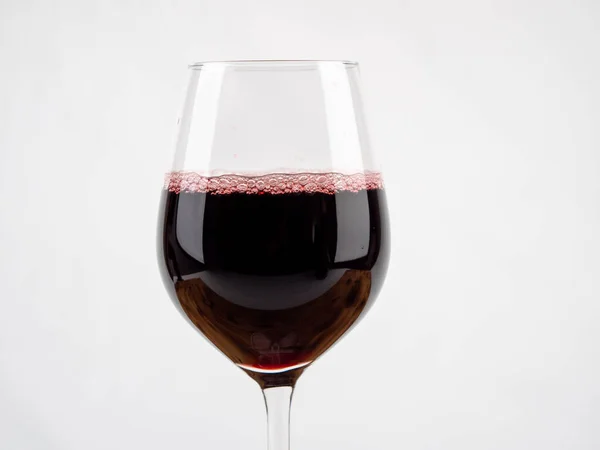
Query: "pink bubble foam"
164 172 384 195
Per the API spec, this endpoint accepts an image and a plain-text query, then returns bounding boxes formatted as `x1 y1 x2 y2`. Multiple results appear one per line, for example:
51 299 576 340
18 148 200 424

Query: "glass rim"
188 59 359 68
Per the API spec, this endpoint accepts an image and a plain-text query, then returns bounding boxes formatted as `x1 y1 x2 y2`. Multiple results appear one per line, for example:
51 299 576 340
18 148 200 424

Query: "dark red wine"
158 172 389 387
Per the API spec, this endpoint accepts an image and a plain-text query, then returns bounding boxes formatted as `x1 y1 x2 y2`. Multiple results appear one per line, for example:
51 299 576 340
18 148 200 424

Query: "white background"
1 1 599 449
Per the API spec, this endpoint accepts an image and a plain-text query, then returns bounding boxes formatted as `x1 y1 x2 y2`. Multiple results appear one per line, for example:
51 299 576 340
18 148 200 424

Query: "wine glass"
158 60 389 450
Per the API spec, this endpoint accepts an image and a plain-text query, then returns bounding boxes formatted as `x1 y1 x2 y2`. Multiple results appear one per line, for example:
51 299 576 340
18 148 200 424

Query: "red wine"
158 172 389 387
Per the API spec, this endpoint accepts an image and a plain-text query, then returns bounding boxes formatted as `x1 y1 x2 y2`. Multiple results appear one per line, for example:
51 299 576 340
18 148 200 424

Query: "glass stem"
263 386 294 450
